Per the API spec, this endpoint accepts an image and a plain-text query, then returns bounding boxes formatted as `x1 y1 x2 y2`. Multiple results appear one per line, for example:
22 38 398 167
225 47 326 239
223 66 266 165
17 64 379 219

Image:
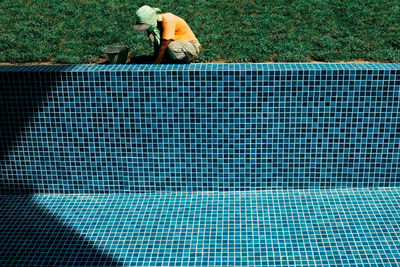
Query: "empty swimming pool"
1 63 400 266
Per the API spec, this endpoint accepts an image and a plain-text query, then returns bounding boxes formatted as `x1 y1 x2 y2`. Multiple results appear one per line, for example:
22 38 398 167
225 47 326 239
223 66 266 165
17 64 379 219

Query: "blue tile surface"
1 64 399 193
1 63 400 266
1 188 400 266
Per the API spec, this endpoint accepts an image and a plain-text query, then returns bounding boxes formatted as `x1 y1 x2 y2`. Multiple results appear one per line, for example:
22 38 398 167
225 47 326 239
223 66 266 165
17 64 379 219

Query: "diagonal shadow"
0 67 62 194
0 195 123 266
0 67 124 265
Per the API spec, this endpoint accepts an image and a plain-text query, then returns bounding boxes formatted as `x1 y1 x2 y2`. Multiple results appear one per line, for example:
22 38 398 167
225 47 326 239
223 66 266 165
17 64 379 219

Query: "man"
134 5 201 64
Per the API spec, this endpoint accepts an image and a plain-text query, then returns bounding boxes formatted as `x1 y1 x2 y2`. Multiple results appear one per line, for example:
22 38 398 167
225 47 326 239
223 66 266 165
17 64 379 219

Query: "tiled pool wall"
0 64 399 194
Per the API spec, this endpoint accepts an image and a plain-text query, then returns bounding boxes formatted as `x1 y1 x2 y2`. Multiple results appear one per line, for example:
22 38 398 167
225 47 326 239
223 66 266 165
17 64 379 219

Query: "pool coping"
0 63 400 72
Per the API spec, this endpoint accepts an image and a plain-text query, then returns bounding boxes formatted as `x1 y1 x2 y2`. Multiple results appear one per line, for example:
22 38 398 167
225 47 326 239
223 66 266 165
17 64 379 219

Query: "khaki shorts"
167 40 201 61
148 33 201 62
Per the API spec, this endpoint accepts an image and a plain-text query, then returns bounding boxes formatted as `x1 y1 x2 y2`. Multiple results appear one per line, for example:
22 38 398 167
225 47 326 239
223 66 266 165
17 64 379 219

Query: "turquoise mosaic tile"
1 188 400 266
1 64 400 266
0 64 399 194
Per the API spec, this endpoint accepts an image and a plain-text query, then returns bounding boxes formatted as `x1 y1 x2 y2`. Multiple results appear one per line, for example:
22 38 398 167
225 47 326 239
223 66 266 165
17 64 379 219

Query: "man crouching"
134 5 201 64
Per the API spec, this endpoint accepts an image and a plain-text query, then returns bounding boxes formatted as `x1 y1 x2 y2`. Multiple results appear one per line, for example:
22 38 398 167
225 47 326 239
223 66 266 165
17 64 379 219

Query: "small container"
102 46 130 64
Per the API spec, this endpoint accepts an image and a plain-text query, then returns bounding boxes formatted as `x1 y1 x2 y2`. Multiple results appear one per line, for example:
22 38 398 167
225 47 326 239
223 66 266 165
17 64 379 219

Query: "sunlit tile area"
1 189 400 266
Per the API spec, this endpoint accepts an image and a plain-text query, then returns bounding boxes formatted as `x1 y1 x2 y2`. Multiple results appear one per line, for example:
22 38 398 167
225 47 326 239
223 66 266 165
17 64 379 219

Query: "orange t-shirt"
158 13 199 42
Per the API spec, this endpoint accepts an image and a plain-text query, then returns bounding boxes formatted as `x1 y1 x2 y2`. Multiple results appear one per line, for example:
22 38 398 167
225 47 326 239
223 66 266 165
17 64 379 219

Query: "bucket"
102 46 130 64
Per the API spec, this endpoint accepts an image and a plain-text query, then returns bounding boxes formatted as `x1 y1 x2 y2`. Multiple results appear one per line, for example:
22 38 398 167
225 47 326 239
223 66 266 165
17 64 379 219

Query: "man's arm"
153 39 172 64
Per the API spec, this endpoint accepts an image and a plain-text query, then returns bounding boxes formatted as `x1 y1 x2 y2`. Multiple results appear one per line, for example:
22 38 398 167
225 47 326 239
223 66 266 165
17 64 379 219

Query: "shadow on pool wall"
0 63 399 195
0 69 64 194
0 68 125 265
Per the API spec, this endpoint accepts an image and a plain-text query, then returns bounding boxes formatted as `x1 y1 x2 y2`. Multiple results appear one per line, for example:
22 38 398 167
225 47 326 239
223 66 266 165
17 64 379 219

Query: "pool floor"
1 188 400 266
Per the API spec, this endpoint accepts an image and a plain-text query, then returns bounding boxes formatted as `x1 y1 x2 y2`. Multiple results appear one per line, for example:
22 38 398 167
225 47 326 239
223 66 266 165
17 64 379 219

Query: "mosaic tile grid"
1 64 399 194
1 188 400 266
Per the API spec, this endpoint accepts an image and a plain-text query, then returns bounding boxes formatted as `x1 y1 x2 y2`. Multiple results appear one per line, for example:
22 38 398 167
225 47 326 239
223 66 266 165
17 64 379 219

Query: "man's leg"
148 33 160 60
166 41 200 63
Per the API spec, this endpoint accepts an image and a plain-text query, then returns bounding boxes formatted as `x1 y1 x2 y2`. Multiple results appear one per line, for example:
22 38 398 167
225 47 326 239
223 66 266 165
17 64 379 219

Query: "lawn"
0 0 399 63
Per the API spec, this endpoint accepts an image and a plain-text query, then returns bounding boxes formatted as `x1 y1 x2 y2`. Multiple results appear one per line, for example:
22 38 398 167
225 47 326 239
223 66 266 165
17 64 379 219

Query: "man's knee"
167 41 186 61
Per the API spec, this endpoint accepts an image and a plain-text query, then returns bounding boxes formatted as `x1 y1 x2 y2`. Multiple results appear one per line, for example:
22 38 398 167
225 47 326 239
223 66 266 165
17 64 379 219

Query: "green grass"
0 0 399 63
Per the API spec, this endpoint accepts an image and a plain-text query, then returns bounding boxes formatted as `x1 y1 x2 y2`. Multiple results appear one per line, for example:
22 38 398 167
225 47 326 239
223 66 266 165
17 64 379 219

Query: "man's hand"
153 39 172 64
